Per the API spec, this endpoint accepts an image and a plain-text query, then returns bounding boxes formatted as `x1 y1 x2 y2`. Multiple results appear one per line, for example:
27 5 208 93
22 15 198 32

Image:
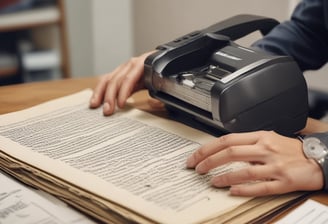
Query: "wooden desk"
1 76 328 222
0 76 163 116
0 77 98 114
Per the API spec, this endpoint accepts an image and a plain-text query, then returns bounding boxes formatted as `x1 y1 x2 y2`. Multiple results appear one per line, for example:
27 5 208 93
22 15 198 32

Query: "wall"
64 0 93 77
64 0 328 91
132 0 327 91
132 0 291 55
92 0 133 75
64 0 133 77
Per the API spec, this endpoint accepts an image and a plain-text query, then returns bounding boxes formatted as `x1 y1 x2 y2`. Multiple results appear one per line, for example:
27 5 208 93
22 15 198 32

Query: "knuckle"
257 131 277 148
130 57 138 65
258 130 274 138
284 174 294 185
225 146 237 158
245 168 258 180
261 183 273 195
194 148 207 160
271 163 282 174
203 156 215 168
97 76 110 88
123 73 133 82
218 134 231 146
257 130 271 140
219 174 230 186
99 74 108 82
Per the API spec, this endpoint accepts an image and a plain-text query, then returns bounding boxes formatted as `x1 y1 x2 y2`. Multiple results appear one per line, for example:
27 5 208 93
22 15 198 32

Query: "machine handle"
204 14 279 40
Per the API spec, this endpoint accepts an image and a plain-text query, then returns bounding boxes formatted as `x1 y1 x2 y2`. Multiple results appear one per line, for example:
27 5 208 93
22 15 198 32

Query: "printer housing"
144 15 309 136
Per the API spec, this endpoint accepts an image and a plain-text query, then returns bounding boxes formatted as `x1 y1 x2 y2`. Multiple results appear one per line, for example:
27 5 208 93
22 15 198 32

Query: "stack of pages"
0 89 307 223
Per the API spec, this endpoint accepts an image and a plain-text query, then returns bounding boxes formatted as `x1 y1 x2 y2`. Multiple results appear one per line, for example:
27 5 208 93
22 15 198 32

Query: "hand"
89 51 155 115
186 131 324 196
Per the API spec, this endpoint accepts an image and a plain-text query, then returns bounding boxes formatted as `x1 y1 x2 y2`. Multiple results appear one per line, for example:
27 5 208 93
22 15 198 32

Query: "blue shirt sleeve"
252 0 328 71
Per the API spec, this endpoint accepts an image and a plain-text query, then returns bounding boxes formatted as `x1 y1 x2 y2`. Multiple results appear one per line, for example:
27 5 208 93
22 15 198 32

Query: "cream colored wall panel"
92 0 133 75
64 0 93 77
133 0 290 54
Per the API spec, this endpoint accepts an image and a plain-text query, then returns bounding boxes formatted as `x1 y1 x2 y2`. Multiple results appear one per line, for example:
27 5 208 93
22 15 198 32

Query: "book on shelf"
0 89 308 224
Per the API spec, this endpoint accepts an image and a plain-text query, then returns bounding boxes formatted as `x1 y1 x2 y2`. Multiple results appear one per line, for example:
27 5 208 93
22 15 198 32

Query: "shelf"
0 0 70 85
0 6 60 32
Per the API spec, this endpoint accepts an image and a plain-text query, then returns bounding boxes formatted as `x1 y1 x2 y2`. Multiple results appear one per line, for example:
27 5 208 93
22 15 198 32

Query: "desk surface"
0 77 98 114
0 76 328 222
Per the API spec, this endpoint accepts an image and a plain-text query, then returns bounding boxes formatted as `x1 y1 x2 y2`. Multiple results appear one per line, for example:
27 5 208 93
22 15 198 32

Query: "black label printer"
144 15 309 136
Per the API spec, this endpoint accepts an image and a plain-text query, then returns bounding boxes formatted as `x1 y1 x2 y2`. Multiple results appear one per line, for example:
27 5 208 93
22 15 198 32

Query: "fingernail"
229 186 240 195
103 102 111 114
211 177 222 187
195 164 206 174
90 97 96 106
90 93 97 103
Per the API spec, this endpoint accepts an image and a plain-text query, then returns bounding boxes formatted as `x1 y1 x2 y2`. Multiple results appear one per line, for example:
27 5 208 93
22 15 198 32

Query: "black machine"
144 14 309 136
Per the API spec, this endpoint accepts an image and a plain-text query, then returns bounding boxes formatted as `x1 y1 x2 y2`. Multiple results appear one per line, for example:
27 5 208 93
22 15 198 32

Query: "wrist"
299 131 328 191
301 118 328 135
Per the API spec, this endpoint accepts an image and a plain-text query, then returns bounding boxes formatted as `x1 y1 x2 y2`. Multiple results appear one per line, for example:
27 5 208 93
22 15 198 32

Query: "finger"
187 132 262 168
102 62 133 115
148 98 165 109
211 164 273 187
90 62 125 109
89 75 110 108
195 145 267 174
117 51 155 107
117 58 145 108
229 180 287 197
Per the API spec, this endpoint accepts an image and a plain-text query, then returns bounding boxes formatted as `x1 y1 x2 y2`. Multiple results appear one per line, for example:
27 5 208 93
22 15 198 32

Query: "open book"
0 89 307 224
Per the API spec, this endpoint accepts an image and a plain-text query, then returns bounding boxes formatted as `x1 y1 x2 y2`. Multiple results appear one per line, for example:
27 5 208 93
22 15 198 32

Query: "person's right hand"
89 51 155 115
186 130 324 196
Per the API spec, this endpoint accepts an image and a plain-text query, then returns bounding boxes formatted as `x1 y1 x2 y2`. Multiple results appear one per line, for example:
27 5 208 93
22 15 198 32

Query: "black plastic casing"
144 15 308 136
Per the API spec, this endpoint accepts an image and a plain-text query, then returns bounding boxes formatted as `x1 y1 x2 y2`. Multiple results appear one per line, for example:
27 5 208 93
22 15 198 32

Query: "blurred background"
0 0 327 92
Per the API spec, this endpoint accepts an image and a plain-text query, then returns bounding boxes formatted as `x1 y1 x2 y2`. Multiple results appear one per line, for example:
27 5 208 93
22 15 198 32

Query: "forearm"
300 118 328 135
252 0 328 71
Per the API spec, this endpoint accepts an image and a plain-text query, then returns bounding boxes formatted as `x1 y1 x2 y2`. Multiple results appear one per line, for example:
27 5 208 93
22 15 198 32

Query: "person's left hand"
186 130 324 196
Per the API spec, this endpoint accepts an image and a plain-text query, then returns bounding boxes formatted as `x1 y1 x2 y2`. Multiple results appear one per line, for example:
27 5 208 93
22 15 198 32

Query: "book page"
0 89 251 224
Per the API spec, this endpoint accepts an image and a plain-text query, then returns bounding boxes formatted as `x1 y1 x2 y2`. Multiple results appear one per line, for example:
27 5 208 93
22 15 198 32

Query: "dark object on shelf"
0 31 23 85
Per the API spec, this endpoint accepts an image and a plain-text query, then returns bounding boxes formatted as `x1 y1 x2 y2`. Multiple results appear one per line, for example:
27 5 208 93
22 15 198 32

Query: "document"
0 171 95 224
275 199 328 224
0 89 306 223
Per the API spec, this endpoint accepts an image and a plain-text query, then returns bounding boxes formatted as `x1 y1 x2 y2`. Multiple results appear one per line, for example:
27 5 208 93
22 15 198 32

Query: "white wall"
64 0 93 77
92 0 133 75
64 0 133 76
